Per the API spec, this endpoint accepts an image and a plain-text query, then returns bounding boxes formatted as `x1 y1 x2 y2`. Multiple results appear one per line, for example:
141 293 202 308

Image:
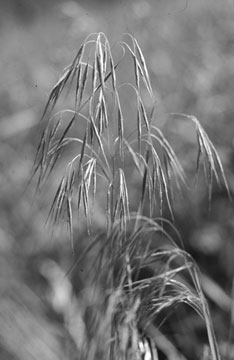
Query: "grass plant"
33 32 229 360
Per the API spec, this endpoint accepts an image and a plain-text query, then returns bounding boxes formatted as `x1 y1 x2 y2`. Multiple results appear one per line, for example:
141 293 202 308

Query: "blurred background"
1 0 234 359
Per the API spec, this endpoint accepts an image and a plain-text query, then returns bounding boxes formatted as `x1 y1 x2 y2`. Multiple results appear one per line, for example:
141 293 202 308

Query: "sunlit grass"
33 32 229 360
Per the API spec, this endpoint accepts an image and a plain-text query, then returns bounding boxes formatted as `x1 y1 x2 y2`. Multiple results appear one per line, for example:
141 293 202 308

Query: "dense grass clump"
33 33 229 360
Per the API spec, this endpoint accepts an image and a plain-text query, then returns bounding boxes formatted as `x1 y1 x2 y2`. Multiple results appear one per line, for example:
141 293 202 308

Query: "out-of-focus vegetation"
1 1 234 359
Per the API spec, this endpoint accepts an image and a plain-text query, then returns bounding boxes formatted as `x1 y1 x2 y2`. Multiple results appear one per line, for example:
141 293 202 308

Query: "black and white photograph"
0 1 234 359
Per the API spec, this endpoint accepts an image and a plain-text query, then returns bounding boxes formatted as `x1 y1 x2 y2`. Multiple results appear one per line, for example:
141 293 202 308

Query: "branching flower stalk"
33 32 229 360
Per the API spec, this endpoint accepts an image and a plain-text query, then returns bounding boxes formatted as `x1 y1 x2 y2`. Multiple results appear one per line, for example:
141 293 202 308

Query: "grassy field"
0 1 234 359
